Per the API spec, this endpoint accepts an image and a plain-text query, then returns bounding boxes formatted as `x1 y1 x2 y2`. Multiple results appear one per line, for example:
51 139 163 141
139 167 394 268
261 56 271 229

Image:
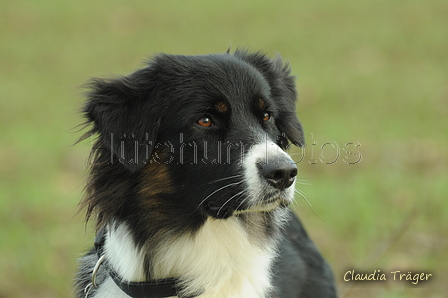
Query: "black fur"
76 50 337 297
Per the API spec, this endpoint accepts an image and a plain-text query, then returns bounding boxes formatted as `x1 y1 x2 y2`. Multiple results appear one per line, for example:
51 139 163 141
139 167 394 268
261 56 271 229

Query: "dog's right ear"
82 68 161 173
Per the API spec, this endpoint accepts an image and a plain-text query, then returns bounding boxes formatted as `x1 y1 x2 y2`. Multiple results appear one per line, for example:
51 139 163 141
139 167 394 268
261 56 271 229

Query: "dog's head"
82 50 304 227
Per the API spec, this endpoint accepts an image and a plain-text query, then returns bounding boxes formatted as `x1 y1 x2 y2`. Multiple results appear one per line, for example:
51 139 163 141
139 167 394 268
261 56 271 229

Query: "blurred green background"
1 0 447 297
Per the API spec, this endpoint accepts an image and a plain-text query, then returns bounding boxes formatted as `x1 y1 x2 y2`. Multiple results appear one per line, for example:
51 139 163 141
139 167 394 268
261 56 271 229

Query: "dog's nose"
261 159 297 190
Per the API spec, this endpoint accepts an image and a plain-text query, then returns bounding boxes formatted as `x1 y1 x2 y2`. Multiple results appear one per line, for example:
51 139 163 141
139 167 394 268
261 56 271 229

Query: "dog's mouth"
202 202 233 219
234 196 291 215
203 195 290 219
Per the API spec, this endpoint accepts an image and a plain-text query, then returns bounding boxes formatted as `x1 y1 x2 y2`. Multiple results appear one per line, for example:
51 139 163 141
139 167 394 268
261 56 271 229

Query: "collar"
89 228 195 298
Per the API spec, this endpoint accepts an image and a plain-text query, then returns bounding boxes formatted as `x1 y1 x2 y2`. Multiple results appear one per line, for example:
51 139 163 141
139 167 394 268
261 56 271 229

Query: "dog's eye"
262 112 271 122
197 116 214 127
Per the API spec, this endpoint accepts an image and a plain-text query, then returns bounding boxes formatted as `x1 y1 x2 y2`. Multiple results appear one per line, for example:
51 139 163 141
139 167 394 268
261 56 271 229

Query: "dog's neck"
102 216 279 298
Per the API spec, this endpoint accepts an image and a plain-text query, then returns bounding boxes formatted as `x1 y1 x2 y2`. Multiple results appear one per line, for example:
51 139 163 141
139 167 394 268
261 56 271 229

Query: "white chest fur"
96 218 276 298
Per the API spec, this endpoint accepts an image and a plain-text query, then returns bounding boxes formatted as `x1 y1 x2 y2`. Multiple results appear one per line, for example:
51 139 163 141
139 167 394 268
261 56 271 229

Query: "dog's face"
83 51 304 229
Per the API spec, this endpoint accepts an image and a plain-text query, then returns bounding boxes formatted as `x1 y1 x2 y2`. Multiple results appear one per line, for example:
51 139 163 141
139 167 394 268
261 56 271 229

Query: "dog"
75 50 337 298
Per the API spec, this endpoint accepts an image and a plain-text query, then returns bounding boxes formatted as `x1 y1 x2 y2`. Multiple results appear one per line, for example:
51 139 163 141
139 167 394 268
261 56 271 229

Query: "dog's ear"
83 68 161 172
234 50 305 147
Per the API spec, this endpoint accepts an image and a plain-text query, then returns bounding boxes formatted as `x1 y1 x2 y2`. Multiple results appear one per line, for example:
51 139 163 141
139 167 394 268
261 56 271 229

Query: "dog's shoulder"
272 210 338 298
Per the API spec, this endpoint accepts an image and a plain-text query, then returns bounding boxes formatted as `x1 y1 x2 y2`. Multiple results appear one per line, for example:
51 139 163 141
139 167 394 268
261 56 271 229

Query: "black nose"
261 159 297 190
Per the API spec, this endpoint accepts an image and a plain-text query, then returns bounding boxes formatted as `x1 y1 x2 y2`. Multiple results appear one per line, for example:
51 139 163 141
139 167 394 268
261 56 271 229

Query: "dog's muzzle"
202 144 298 219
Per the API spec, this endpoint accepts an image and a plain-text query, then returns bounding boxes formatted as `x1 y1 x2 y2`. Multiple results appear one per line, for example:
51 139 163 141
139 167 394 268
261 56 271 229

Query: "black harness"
85 229 197 298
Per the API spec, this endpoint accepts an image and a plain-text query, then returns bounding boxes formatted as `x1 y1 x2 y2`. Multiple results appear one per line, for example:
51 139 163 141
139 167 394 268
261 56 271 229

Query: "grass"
1 0 447 297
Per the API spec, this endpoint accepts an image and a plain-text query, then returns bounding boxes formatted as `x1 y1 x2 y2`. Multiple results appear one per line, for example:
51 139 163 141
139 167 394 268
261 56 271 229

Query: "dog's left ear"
235 51 305 147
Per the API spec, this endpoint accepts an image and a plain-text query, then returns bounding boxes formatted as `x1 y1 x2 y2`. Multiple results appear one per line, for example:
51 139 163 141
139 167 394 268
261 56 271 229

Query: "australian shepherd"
75 50 337 298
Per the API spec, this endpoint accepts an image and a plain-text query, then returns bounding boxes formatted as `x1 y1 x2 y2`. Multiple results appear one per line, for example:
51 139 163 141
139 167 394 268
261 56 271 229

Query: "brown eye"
197 116 213 127
262 112 271 122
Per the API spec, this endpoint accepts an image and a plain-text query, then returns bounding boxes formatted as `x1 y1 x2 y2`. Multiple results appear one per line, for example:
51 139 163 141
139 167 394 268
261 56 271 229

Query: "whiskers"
293 185 324 222
203 180 244 202
216 189 248 217
191 175 245 216
190 173 320 222
294 178 312 186
294 188 312 208
205 175 242 185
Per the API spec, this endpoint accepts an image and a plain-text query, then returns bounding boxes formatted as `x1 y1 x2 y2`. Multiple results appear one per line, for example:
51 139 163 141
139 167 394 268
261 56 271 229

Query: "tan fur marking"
139 159 173 198
258 98 266 110
215 102 229 113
